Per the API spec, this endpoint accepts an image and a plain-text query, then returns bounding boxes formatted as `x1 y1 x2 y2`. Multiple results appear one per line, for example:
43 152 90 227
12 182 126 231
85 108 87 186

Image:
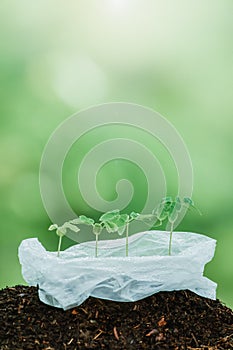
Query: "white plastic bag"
18 231 217 310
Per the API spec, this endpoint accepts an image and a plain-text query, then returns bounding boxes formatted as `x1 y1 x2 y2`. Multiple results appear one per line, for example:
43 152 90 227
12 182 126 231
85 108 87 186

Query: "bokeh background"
0 1 233 308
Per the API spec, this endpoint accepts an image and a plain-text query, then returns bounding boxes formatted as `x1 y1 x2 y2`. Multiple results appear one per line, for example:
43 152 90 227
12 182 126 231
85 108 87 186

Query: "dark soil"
0 286 232 350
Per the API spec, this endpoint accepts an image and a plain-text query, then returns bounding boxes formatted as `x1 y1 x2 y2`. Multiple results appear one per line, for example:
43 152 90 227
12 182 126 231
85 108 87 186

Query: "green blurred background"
0 1 233 308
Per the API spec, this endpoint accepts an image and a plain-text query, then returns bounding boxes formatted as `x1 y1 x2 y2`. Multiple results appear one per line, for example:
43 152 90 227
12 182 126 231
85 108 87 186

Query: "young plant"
48 221 80 257
154 196 200 255
70 215 103 258
100 210 140 256
99 210 129 255
99 210 159 257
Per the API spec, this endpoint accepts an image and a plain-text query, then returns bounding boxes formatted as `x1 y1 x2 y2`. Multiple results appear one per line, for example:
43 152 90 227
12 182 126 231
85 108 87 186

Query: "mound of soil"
0 285 232 349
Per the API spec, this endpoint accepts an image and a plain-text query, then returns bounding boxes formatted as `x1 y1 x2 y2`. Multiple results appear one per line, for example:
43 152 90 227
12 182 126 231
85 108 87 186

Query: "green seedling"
99 210 159 256
153 196 200 255
48 221 80 257
50 215 105 258
100 210 132 256
70 215 103 258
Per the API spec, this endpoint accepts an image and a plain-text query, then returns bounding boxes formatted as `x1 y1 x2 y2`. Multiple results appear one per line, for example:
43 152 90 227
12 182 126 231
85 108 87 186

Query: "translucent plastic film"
18 231 217 310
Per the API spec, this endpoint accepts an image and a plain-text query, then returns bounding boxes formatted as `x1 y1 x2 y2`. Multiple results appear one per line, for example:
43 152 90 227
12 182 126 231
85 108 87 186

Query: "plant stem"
126 222 129 257
95 233 98 258
168 223 174 256
57 235 62 257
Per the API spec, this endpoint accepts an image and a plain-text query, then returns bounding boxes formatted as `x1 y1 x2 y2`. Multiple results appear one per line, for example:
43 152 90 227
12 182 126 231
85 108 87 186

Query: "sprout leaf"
48 224 58 231
100 210 120 222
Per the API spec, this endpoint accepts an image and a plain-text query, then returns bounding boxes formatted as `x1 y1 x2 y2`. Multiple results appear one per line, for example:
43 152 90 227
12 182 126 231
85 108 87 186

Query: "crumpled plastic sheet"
18 230 217 310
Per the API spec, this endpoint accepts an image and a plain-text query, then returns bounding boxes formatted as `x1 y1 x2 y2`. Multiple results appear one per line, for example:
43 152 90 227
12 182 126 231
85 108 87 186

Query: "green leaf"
161 196 173 204
69 216 94 225
156 201 172 216
48 224 58 231
69 218 82 224
117 225 126 236
78 215 95 225
130 211 140 219
164 201 173 211
154 198 174 222
119 213 129 222
64 222 80 233
135 214 158 227
183 197 194 206
93 223 103 236
99 209 120 222
104 221 118 233
101 214 129 236
135 214 156 221
112 214 129 227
